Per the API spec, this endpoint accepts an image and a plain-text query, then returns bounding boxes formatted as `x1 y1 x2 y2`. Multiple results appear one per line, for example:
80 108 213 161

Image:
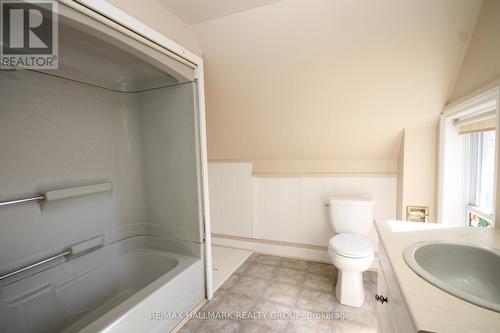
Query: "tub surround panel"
140 83 204 244
0 71 147 270
0 72 203 275
0 3 207 333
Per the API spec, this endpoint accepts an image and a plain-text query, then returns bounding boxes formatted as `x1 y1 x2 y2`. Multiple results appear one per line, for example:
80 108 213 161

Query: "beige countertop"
375 220 500 333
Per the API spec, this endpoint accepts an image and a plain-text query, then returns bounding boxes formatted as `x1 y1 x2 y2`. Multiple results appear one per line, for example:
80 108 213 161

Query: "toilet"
328 198 375 307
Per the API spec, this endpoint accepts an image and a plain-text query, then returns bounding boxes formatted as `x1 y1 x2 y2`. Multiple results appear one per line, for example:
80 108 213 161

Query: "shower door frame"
65 0 214 299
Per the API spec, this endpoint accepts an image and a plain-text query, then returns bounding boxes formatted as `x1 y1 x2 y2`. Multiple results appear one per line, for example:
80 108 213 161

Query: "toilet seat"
328 233 373 258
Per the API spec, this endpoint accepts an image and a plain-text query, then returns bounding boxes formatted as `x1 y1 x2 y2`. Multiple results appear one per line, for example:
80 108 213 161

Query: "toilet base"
335 270 364 307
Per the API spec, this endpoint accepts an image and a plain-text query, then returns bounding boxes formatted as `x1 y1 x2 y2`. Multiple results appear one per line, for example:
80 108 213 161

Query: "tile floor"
180 253 378 333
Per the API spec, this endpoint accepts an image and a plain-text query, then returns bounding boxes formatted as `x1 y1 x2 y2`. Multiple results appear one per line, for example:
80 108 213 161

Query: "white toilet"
328 198 375 307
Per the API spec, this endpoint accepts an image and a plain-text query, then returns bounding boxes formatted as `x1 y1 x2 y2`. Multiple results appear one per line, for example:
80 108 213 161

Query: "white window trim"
438 86 500 227
464 132 497 221
466 205 494 222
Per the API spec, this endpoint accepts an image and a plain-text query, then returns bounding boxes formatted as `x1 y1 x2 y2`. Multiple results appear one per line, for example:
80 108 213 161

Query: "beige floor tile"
255 254 283 266
303 273 335 292
363 271 378 285
281 258 309 270
197 319 241 333
246 263 277 280
219 273 241 290
214 292 256 313
274 267 306 285
334 302 377 328
238 322 279 333
180 254 377 333
230 275 268 298
333 319 377 333
286 320 332 333
307 262 336 276
297 288 336 312
287 308 337 332
261 281 300 307
253 301 294 331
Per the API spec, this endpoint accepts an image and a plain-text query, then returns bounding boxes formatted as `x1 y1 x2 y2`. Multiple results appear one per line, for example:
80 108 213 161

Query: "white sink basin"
403 241 500 312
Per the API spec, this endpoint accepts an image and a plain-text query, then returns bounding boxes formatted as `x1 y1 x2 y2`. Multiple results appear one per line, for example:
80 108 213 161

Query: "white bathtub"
0 236 205 333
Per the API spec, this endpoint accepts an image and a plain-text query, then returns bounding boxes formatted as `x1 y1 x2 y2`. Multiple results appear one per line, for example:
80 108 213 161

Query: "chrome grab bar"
0 182 113 208
0 235 104 281
0 250 71 281
0 195 45 207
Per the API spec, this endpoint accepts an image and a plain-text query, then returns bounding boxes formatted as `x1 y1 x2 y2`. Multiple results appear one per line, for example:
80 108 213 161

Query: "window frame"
438 85 499 227
464 131 495 226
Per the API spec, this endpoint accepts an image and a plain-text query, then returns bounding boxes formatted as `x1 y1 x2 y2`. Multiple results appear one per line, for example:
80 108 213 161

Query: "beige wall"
106 0 201 55
398 126 438 222
105 0 489 224
450 0 500 102
396 138 405 220
195 0 482 174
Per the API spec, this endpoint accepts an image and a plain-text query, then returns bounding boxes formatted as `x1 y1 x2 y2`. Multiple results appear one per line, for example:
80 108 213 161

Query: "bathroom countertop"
375 220 500 333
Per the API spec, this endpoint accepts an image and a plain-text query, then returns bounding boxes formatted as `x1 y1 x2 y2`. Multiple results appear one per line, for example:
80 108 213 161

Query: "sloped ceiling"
190 0 482 173
158 0 284 25
450 0 500 102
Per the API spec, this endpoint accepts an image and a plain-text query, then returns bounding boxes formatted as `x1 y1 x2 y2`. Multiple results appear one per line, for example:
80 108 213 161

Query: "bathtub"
0 236 205 333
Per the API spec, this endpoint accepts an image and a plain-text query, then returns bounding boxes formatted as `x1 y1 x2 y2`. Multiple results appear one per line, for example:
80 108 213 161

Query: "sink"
403 241 500 312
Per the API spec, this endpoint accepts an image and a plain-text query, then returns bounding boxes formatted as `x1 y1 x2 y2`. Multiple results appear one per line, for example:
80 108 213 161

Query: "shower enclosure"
0 1 211 332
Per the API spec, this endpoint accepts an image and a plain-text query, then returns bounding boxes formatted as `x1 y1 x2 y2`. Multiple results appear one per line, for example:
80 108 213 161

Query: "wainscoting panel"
208 163 253 237
208 163 397 252
252 177 301 242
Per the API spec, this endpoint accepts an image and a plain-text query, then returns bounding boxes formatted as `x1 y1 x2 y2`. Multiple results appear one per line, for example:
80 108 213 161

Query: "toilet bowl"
327 198 375 308
328 233 374 307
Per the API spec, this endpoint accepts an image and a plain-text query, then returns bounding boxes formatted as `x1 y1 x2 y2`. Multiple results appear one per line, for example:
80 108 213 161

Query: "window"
439 86 498 227
465 130 495 227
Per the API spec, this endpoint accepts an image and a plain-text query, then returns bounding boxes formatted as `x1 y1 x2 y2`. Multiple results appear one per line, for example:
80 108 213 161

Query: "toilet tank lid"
329 198 374 207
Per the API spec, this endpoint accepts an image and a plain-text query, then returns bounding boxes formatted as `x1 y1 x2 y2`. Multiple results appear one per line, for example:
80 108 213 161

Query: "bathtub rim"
73 235 204 332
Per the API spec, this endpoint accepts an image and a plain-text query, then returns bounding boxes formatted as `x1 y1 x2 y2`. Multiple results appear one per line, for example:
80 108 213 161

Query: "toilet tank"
328 198 375 235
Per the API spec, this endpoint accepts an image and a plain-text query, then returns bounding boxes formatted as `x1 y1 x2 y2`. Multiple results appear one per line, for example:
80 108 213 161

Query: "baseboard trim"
212 233 327 251
212 234 378 271
252 173 398 177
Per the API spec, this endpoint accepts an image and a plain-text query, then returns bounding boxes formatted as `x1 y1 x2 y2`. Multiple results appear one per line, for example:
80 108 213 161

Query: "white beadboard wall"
208 162 397 252
208 163 253 237
253 177 301 243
